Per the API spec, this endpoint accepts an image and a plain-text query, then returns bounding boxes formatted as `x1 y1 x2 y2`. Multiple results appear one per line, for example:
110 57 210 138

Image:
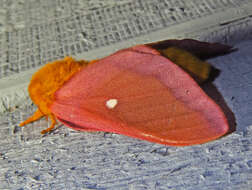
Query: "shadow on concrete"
201 82 236 134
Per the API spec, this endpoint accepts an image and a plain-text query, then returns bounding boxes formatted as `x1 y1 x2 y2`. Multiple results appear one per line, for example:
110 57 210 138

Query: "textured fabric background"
0 0 252 189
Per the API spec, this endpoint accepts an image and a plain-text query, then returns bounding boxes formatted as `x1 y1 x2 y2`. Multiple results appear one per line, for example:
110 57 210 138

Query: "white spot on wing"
106 99 118 109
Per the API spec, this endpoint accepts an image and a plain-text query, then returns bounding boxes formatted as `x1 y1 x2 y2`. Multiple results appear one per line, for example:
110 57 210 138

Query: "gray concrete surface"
0 0 252 189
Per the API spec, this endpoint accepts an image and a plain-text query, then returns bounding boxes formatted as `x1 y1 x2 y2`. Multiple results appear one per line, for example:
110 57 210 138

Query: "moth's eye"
106 99 118 109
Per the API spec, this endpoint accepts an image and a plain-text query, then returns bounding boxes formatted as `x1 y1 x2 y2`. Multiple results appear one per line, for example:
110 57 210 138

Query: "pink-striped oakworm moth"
19 39 232 146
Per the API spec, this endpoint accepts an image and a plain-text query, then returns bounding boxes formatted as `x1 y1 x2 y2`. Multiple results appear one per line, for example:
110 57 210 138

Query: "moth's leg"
41 114 57 134
19 109 44 127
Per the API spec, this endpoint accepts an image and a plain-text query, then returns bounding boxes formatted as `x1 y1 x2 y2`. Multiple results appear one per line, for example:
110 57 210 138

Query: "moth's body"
19 40 231 146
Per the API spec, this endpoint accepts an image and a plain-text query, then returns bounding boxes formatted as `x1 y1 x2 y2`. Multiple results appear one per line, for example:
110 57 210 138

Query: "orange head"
19 56 90 133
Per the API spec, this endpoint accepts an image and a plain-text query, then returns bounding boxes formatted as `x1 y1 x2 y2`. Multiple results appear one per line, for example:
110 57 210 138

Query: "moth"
20 39 233 146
